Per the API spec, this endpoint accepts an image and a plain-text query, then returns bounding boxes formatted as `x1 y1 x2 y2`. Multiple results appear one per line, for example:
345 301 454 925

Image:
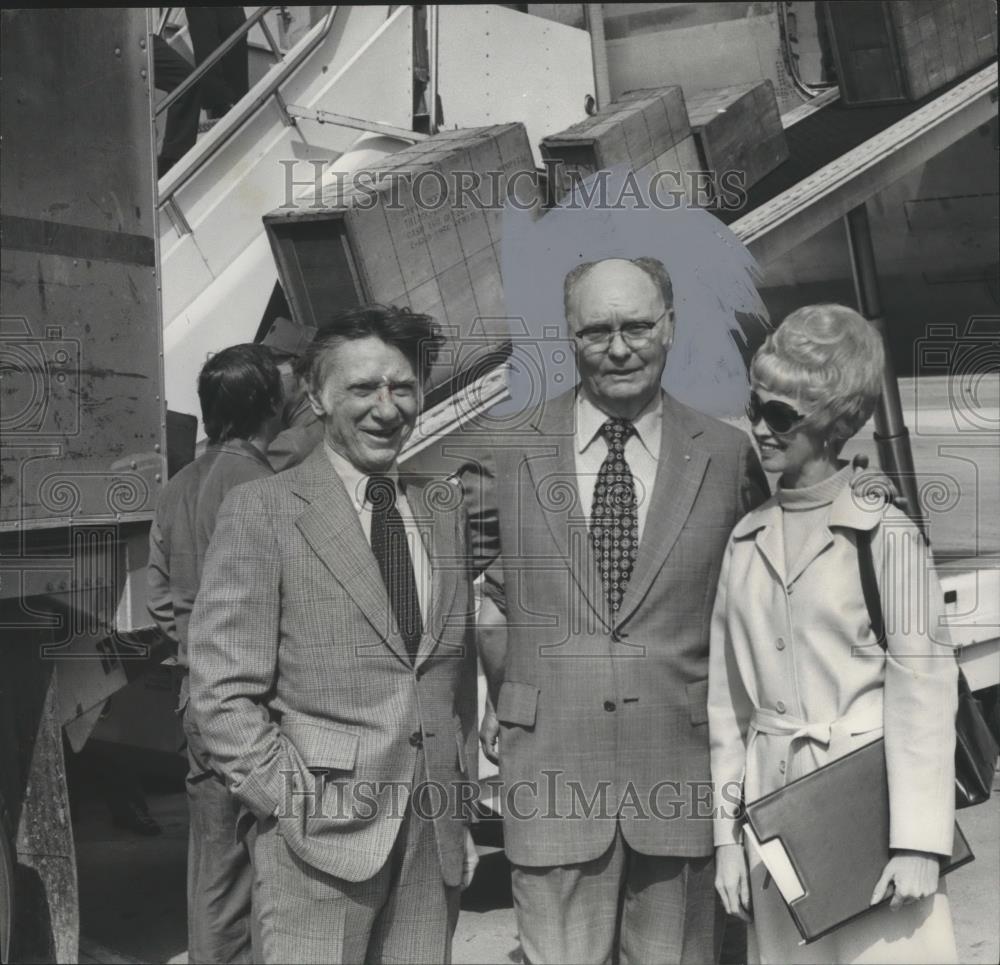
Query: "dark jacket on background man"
148 438 274 706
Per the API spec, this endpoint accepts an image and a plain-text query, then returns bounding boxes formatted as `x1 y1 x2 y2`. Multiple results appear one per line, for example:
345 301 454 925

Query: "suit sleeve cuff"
230 756 286 822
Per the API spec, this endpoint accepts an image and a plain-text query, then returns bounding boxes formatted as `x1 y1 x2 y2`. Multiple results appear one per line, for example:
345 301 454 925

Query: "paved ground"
76 776 999 964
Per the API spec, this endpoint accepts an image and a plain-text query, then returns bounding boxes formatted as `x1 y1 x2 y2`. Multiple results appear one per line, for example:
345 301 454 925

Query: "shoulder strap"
856 529 887 651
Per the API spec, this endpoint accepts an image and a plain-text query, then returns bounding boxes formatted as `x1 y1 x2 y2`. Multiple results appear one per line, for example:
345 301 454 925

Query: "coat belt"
749 696 883 749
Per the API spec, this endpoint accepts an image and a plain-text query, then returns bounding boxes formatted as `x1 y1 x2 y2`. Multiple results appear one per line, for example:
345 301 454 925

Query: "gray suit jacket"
474 390 767 865
187 448 478 886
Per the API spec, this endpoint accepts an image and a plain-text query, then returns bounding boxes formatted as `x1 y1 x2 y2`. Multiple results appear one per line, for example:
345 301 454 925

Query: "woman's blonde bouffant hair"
751 304 885 451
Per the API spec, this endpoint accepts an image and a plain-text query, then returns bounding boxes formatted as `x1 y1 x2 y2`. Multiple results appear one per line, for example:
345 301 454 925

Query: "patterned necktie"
366 474 423 663
590 419 639 615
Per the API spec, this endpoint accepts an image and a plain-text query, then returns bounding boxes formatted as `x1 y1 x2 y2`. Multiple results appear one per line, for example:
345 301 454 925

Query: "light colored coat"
187 448 478 887
708 470 958 963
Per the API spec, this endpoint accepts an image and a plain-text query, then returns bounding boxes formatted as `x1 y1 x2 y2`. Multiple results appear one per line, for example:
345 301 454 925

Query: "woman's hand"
870 850 941 910
715 843 752 922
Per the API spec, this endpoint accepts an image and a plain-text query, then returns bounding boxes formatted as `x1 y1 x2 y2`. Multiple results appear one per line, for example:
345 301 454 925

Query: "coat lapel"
755 518 787 586
524 393 610 630
786 527 834 586
785 465 885 584
616 394 709 623
291 449 412 667
732 499 786 585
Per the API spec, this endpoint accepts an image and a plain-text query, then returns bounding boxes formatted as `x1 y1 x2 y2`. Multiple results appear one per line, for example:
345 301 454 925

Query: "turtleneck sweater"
776 462 854 576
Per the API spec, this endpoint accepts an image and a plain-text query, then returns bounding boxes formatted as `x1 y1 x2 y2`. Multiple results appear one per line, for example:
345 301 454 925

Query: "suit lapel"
405 480 462 669
616 395 709 624
524 393 610 630
291 449 411 667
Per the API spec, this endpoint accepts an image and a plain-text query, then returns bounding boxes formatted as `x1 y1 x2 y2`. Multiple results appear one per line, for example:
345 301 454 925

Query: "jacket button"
775 700 787 714
603 700 616 712
409 731 422 747
776 638 786 651
778 760 786 774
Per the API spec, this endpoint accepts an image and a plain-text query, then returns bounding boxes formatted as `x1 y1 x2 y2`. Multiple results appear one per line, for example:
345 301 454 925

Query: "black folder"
743 737 974 944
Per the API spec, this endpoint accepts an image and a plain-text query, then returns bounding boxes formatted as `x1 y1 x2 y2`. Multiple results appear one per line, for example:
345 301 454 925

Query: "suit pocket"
281 712 360 772
497 681 539 728
687 678 709 726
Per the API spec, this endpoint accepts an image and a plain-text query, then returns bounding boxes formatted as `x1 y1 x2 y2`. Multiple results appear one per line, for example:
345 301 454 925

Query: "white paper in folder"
743 824 807 904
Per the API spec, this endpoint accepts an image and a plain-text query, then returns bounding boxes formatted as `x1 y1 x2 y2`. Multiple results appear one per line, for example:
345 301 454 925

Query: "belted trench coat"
708 470 959 963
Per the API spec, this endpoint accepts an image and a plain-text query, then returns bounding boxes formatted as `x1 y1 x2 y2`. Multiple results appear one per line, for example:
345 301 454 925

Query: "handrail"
155 6 276 117
156 8 174 36
157 6 339 206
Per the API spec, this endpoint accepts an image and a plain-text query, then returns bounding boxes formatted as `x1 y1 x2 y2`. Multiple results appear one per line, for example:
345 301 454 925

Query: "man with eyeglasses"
472 257 768 964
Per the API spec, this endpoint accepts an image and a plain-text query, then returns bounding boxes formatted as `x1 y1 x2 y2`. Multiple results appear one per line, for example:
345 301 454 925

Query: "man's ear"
306 388 325 418
663 308 676 350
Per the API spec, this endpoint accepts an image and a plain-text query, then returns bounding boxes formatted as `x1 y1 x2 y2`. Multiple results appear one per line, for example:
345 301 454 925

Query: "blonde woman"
708 304 958 963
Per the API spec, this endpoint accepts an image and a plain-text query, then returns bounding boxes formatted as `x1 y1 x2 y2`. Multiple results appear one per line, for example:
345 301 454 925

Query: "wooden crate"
539 86 701 204
824 0 998 106
263 124 535 400
684 81 789 196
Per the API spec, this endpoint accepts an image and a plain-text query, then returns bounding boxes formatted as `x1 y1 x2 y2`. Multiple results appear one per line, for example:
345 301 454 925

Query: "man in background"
258 315 323 472
147 343 283 964
154 7 249 177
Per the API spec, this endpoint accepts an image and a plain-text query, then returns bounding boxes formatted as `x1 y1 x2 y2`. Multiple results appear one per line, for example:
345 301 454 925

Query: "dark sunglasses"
746 391 806 435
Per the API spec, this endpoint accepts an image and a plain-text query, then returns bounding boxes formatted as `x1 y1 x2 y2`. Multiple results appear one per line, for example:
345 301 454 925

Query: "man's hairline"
307 333 429 394
564 259 674 325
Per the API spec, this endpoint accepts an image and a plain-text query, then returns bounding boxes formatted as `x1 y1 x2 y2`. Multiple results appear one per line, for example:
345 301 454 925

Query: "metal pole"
427 5 439 134
584 3 611 111
844 203 925 531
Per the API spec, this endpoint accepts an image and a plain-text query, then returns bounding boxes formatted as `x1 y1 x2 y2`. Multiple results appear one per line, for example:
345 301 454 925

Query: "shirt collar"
208 438 272 470
576 391 663 460
323 442 399 512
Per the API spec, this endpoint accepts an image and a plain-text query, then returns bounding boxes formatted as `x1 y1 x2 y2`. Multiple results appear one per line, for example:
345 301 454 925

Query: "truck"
2 5 997 961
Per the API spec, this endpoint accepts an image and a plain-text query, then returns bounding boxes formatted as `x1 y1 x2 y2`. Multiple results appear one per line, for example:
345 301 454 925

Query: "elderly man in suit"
475 257 769 964
188 305 480 965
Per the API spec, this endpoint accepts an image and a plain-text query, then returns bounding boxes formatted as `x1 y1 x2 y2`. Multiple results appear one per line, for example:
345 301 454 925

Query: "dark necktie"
366 474 423 663
590 419 639 615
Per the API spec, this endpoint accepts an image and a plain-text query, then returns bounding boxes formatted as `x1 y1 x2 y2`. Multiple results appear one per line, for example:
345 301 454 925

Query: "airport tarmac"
75 776 999 964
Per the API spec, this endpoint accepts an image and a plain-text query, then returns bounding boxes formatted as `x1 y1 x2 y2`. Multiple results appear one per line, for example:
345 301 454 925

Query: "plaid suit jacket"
475 390 768 865
187 447 478 886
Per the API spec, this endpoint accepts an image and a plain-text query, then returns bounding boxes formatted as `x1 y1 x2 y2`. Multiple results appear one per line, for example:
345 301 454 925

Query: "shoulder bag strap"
856 529 887 651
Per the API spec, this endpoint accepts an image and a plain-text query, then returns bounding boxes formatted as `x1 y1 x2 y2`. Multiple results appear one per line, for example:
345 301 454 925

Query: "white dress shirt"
324 443 431 620
575 392 663 542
